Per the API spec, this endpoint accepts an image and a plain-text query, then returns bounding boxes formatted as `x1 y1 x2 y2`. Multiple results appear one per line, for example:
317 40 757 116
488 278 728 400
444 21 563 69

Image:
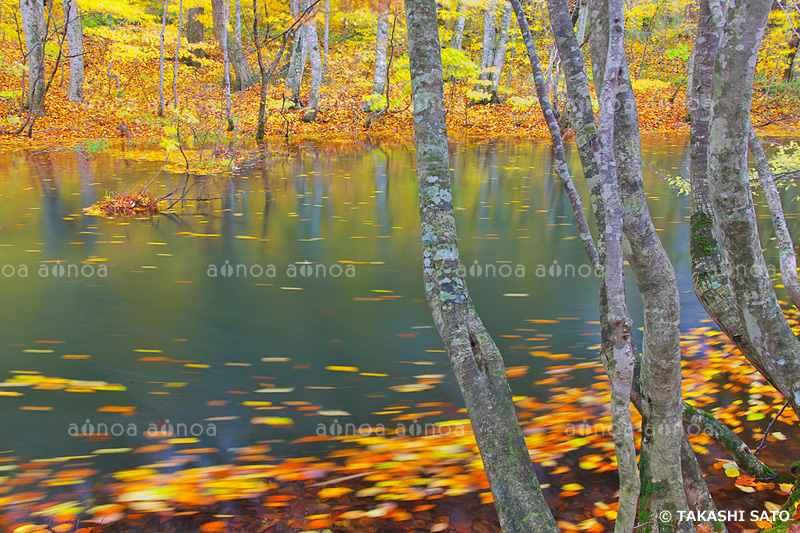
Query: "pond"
0 138 796 529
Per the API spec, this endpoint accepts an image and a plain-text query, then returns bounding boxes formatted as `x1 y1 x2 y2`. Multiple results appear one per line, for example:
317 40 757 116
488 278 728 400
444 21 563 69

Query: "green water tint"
0 139 797 528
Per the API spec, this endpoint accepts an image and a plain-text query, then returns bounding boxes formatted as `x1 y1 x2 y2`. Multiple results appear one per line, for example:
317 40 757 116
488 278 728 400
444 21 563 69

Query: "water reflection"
0 138 796 469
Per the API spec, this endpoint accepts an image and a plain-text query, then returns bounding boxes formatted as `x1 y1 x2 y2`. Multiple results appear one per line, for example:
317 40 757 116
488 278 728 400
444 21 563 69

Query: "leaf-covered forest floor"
2 310 799 533
2 27 800 533
1 29 798 171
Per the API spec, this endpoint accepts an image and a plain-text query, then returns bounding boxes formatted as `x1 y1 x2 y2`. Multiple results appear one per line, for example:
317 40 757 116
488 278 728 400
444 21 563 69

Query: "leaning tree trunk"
234 0 242 52
488 1 512 102
20 0 47 114
211 0 255 90
62 0 85 103
362 11 389 111
708 0 800 416
687 0 799 421
405 0 560 530
301 0 322 122
748 124 800 310
587 0 691 529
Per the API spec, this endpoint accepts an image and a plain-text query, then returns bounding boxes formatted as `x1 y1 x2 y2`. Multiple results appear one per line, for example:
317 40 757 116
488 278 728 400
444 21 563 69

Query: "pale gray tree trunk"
301 0 322 122
62 0 84 103
748 125 800 309
285 0 307 106
234 0 242 52
488 1 512 100
323 0 329 76
707 0 800 415
158 0 169 117
20 0 46 114
687 0 795 419
475 0 497 97
450 1 466 51
214 0 233 130
362 11 389 111
592 0 641 530
211 0 255 90
587 0 691 528
173 0 184 111
405 0 560 530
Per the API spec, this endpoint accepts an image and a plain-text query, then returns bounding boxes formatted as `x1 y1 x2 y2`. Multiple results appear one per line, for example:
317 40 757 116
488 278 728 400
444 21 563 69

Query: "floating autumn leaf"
325 366 359 372
317 487 353 499
250 417 294 426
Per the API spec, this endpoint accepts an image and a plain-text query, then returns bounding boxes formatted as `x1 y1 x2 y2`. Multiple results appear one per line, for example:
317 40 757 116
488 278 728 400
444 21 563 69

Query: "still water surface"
0 138 793 473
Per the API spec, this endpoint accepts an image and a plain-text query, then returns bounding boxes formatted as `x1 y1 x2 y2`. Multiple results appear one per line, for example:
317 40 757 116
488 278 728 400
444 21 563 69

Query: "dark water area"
0 138 797 529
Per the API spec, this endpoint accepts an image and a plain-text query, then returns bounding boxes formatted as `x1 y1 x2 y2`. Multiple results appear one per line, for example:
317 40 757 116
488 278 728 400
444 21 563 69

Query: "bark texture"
186 6 204 45
748 125 800 310
708 0 800 416
212 0 255 90
363 11 389 111
158 0 169 117
286 0 307 106
450 1 466 51
300 0 322 122
62 0 85 103
488 1 512 99
593 1 640 530
405 0 559 530
587 0 689 527
20 0 47 113
173 0 184 111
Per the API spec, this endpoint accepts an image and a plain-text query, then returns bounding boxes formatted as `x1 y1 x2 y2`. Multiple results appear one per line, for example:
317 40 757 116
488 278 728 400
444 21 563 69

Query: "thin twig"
754 401 789 455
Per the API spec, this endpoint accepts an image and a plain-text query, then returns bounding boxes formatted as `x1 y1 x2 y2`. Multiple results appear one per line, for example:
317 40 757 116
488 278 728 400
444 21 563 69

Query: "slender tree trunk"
301 0 322 122
362 11 389 111
234 0 242 52
450 0 466 50
749 125 800 309
285 0 307 107
587 0 690 528
405 0 560 530
19 0 46 114
254 0 292 143
708 0 800 415
218 0 233 130
62 0 84 103
593 1 643 530
173 0 184 112
158 0 169 117
211 0 255 90
488 1 512 101
475 0 497 97
323 0 329 76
